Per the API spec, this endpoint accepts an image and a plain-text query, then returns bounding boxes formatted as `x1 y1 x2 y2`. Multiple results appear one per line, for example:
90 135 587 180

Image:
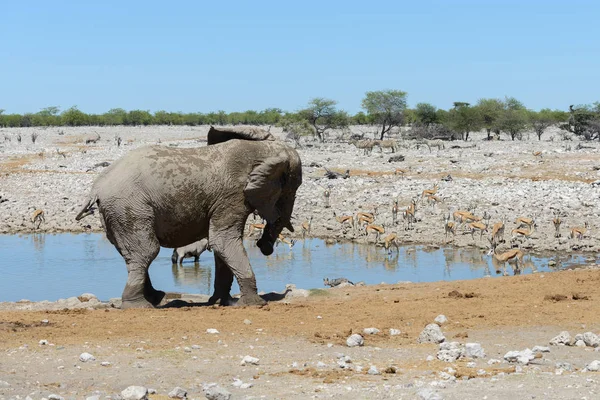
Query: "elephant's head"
244 146 302 256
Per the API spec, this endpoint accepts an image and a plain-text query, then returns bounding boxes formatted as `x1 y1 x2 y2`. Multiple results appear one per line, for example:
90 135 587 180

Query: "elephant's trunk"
257 224 276 256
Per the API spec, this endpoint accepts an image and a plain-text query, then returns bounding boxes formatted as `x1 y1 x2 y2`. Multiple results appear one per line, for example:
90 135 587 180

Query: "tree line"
1 91 599 142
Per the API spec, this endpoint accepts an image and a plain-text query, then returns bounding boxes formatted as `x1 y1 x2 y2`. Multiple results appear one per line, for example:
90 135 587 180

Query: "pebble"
389 328 402 336
203 383 231 400
48 395 64 400
584 360 600 372
240 355 260 366
243 319 252 325
100 361 111 367
39 339 48 345
368 365 381 375
532 346 550 353
417 388 444 400
346 333 364 347
79 352 96 362
437 342 463 362
434 315 448 325
504 348 535 365
550 331 571 346
363 327 380 335
121 386 148 400
168 386 187 398
418 324 445 344
465 342 486 359
206 328 220 334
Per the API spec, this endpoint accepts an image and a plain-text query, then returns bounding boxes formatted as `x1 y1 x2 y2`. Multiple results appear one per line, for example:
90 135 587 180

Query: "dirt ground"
2 269 600 399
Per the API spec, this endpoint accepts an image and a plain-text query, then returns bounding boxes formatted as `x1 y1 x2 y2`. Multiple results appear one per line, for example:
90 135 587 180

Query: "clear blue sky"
1 0 598 114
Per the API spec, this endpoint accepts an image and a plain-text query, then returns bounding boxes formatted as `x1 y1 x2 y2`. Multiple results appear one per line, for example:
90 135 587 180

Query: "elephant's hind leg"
106 221 163 308
207 254 235 306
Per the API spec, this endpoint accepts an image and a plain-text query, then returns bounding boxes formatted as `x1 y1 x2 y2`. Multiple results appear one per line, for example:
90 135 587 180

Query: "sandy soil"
2 269 600 399
2 125 600 399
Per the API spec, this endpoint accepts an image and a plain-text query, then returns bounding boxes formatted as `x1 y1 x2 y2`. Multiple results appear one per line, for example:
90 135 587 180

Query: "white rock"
240 355 260 366
203 384 231 400
168 387 187 398
389 328 402 336
466 361 476 368
39 339 48 345
417 388 444 400
434 315 448 325
346 333 364 347
316 361 327 368
437 342 463 362
583 332 600 347
504 349 535 365
532 346 550 353
86 396 101 400
550 331 571 346
48 395 64 400
584 360 600 372
79 352 96 362
240 382 253 389
100 361 111 367
206 328 220 334
465 343 486 359
487 359 501 365
363 327 380 335
368 365 380 375
121 386 148 400
0 381 10 387
426 355 435 362
418 324 445 344
243 319 252 325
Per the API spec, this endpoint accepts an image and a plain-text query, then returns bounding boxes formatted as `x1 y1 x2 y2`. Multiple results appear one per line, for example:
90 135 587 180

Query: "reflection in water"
0 233 595 302
171 263 212 292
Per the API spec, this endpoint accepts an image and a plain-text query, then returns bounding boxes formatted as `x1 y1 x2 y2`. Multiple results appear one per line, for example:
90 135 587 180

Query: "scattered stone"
583 332 600 347
48 395 64 400
487 359 501 365
168 387 187 398
121 386 148 400
465 343 486 359
418 323 445 344
437 342 463 362
77 293 97 302
346 333 364 347
316 361 327 368
550 331 571 346
417 388 444 400
555 362 573 372
240 355 260 366
575 340 586 347
504 349 535 365
86 395 101 400
363 327 380 335
367 365 380 375
0 381 10 387
39 339 48 345
203 383 231 400
100 361 111 367
584 360 600 372
41 319 49 324
79 352 96 362
434 315 448 325
243 319 252 325
426 355 435 362
532 346 550 353
206 328 220 334
466 361 476 368
389 328 402 336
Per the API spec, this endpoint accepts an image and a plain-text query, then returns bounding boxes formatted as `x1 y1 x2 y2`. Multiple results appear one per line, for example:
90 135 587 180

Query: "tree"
528 109 560 141
62 106 89 126
414 103 438 126
125 110 153 126
498 97 528 140
476 98 503 140
448 102 481 141
298 98 349 142
562 104 600 140
361 90 407 139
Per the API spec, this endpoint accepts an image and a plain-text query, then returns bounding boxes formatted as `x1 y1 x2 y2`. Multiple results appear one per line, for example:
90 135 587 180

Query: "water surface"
0 233 592 302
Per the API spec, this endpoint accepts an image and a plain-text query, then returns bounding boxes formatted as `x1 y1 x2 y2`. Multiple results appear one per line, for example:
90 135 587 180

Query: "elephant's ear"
244 154 288 223
207 126 276 145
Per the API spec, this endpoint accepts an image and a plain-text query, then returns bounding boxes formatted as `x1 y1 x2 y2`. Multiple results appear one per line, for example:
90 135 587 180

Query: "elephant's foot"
145 288 166 307
236 293 267 307
207 293 235 306
121 297 155 309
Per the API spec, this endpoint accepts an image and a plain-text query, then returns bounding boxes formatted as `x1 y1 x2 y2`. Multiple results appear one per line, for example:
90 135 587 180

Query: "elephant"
75 126 302 308
171 238 211 265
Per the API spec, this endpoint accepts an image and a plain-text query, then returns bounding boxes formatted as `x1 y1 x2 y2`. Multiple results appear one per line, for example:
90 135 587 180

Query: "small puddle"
0 233 593 302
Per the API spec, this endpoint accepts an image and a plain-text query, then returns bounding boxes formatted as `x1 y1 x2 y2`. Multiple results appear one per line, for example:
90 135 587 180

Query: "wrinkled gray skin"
75 127 302 308
171 239 211 264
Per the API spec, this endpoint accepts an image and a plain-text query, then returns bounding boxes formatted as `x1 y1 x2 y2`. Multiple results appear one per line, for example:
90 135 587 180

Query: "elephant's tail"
75 195 98 221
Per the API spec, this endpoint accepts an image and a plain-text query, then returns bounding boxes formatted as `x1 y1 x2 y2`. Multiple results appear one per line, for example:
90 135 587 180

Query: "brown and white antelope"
511 224 535 243
365 223 385 242
570 221 589 240
421 183 439 204
31 209 45 229
403 198 417 230
383 232 400 254
490 216 506 245
391 200 399 226
488 240 524 276
515 214 536 230
301 216 313 239
276 234 296 249
247 220 266 237
552 210 562 238
444 214 456 242
469 220 488 241
333 212 354 230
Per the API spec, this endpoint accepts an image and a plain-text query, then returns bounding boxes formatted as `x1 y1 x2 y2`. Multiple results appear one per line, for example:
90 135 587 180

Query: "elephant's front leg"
207 254 234 306
209 227 266 306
